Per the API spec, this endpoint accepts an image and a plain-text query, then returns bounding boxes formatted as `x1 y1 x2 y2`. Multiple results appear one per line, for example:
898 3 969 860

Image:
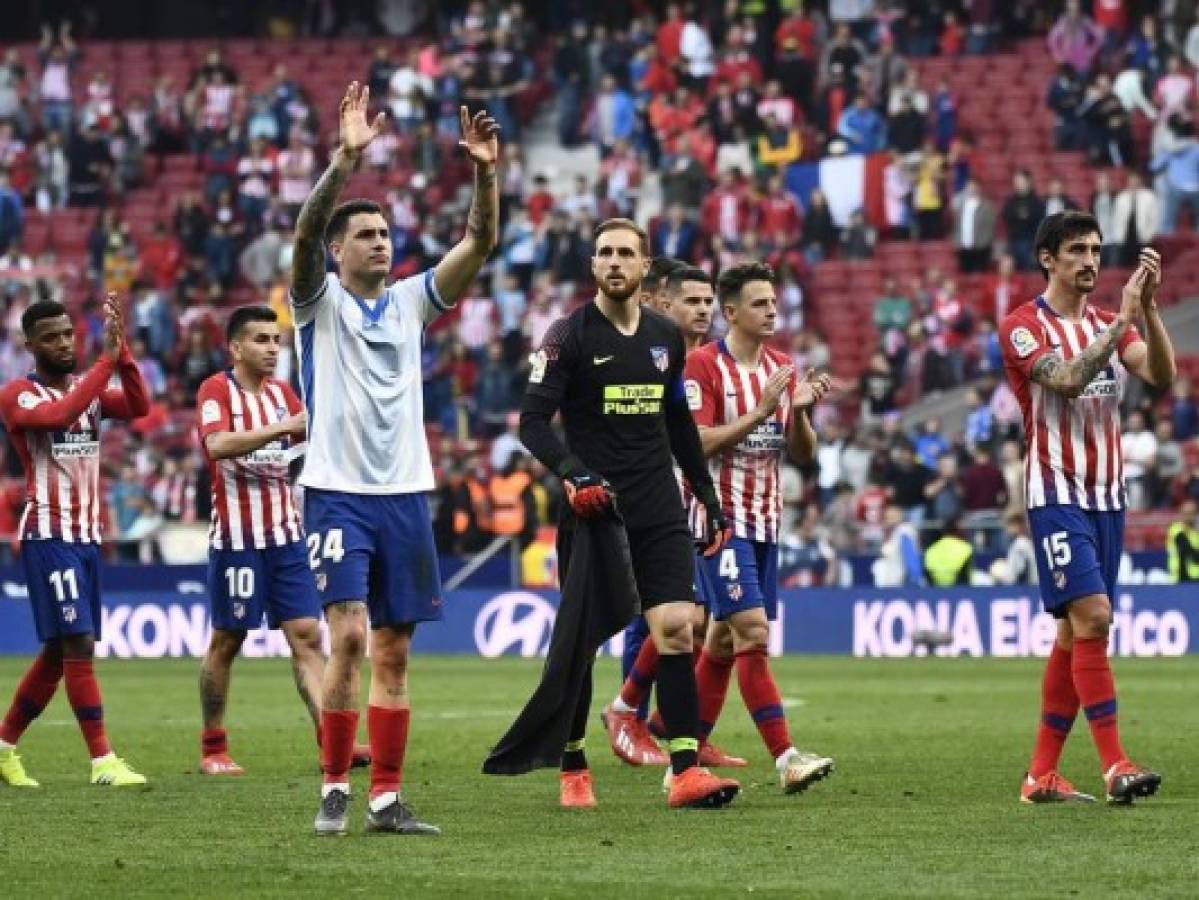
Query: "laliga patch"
1009 326 1039 359
528 349 548 384
201 399 222 425
17 391 43 410
684 379 703 411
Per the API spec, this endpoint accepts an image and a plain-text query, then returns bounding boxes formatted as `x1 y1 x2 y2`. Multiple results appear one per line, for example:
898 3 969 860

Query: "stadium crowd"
0 1 1196 579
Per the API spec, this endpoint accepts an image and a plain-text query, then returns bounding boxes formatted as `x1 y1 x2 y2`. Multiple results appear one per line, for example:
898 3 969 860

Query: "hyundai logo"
474 592 557 658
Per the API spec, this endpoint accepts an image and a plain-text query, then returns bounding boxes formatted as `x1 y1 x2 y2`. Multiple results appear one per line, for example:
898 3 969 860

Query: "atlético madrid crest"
650 346 669 372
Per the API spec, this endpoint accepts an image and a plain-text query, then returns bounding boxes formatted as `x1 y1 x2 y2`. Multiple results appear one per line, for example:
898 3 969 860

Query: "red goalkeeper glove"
563 471 615 519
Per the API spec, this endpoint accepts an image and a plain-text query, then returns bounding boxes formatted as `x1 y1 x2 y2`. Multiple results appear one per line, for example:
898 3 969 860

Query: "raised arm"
786 369 832 466
433 106 501 306
98 293 150 420
1120 248 1176 391
1031 266 1146 399
291 82 386 303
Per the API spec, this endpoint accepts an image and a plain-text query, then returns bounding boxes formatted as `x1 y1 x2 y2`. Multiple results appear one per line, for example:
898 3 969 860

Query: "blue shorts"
21 539 102 643
304 489 443 627
692 554 717 610
703 537 778 622
1027 505 1124 616
208 540 321 631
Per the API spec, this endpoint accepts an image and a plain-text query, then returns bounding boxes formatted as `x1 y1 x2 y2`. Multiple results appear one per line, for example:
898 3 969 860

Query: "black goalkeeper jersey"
523 302 692 530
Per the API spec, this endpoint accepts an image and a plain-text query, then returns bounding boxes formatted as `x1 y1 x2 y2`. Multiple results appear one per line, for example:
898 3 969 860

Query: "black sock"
561 662 593 773
656 652 699 775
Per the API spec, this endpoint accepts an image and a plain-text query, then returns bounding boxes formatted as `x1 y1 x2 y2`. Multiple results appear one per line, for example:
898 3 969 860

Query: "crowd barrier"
0 566 1191 658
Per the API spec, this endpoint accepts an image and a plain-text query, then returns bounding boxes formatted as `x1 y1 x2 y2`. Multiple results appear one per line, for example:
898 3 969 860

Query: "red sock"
320 708 359 784
1028 643 1078 778
201 727 228 757
0 650 63 745
735 647 792 759
63 658 111 759
695 650 734 742
1072 636 1126 771
368 705 410 799
619 639 659 710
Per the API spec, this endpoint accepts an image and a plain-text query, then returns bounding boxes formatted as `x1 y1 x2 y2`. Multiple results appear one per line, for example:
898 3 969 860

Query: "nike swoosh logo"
593 355 615 365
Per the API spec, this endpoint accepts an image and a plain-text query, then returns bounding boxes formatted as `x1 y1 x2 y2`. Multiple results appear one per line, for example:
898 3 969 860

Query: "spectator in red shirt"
525 173 554 227
756 174 803 236
138 220 184 290
958 446 1007 512
657 2 685 65
976 253 1024 322
637 43 677 100
713 26 763 90
776 8 819 59
701 168 753 242
940 13 965 56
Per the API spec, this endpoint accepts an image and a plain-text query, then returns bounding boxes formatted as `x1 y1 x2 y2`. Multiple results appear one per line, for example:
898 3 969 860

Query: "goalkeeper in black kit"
519 218 740 810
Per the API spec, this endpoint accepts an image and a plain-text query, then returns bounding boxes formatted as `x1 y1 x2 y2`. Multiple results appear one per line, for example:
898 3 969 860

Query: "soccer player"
520 218 740 809
0 294 149 788
600 255 689 767
602 265 748 770
291 83 499 835
194 305 366 775
999 211 1174 805
680 262 836 794
642 256 687 314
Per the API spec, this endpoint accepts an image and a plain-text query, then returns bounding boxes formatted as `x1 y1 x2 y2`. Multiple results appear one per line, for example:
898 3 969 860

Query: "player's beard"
40 355 76 377
602 275 642 303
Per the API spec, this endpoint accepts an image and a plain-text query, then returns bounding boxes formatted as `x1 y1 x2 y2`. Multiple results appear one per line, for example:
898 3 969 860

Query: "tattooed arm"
290 148 356 302
1030 325 1128 398
1031 265 1147 398
291 81 385 303
433 106 501 307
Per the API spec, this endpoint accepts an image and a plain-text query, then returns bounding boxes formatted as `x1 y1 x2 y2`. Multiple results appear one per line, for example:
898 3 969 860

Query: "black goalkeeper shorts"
558 519 695 609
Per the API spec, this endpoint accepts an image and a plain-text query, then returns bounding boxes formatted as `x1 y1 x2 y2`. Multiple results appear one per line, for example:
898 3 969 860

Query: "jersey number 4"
307 529 346 570
718 549 740 580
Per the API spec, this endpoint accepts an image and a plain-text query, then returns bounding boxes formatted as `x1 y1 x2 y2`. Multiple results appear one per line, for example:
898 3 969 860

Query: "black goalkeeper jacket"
482 514 640 775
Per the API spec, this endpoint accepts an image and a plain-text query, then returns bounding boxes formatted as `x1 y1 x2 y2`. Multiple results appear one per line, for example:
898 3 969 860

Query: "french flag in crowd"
784 153 888 228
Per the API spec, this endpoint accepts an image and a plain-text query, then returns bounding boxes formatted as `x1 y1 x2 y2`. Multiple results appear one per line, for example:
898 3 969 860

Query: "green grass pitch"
1 655 1195 898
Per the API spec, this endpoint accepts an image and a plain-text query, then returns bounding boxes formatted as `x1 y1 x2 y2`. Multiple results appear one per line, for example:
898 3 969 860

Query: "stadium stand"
0 3 1196 576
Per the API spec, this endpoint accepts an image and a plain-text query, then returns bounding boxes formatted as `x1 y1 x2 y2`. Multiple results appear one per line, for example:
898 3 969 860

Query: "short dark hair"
21 300 68 337
226 305 277 342
667 265 712 293
1033 211 1102 280
325 199 385 245
643 257 685 293
594 217 650 257
716 262 774 306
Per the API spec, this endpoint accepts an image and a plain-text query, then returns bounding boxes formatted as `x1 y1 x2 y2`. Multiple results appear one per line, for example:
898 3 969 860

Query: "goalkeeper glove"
563 470 615 519
696 489 732 558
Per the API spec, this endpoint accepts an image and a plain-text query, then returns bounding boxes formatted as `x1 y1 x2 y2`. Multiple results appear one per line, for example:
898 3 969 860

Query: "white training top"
291 268 451 494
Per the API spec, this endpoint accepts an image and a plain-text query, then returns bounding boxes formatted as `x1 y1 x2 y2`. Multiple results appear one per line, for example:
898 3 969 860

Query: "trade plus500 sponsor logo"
853 594 1190 658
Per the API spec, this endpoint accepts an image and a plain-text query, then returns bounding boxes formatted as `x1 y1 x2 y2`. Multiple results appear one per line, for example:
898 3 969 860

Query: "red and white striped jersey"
999 296 1143 511
196 371 304 550
0 355 149 543
684 340 797 543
